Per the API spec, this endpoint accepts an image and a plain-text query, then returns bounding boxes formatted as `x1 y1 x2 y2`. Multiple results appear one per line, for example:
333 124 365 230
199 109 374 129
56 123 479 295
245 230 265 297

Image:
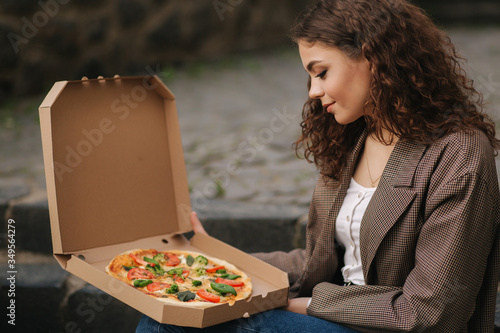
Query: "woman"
137 0 500 332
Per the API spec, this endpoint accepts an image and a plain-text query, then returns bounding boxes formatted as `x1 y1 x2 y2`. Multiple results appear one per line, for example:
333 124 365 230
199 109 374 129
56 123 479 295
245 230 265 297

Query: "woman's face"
298 41 372 125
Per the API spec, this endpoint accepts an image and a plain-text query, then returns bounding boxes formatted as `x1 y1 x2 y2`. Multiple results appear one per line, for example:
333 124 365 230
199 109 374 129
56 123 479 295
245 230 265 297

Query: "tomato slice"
129 254 153 267
162 252 181 266
175 269 190 283
197 289 220 303
206 265 225 273
146 282 171 292
127 268 154 280
215 277 244 287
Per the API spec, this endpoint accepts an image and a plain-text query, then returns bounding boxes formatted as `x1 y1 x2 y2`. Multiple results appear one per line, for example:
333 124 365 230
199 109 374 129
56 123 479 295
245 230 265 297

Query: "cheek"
345 73 371 104
324 78 344 98
323 68 371 104
325 76 354 102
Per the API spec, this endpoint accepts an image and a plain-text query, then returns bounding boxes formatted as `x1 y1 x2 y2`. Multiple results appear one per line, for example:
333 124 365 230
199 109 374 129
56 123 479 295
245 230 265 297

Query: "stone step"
1 261 69 332
2 193 52 254
1 194 308 255
193 198 308 253
0 261 141 333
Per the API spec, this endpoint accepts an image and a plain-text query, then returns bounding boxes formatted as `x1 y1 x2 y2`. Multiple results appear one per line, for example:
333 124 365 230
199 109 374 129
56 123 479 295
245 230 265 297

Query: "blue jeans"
135 309 359 333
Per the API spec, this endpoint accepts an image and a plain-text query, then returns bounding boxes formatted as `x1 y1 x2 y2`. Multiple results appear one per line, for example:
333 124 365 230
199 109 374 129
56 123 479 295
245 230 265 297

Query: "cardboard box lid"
39 76 192 254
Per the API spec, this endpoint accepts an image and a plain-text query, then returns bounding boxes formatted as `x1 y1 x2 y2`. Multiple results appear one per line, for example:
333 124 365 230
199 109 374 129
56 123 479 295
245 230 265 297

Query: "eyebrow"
306 60 324 73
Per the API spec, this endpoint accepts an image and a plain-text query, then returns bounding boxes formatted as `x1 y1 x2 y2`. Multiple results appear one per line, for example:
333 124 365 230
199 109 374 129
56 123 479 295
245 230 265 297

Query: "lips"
323 102 336 113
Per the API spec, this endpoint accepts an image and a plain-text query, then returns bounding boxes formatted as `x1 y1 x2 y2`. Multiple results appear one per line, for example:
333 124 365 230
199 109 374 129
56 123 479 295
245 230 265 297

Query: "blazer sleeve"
252 248 306 294
307 171 499 332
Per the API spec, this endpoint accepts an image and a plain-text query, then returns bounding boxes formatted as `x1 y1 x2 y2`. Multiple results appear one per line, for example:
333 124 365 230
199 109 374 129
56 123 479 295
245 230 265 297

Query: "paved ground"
1 25 500 210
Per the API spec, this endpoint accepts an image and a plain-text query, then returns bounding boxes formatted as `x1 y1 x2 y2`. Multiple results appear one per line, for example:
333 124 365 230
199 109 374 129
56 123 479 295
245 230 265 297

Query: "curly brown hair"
291 0 499 180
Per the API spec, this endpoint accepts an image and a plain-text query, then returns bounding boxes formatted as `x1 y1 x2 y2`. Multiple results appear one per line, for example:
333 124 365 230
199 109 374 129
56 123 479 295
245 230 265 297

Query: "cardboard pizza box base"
39 75 289 328
56 233 289 328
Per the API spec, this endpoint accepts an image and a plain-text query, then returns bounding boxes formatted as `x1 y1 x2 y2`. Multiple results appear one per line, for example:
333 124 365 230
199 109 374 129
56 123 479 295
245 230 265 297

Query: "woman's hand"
283 297 311 315
190 211 208 236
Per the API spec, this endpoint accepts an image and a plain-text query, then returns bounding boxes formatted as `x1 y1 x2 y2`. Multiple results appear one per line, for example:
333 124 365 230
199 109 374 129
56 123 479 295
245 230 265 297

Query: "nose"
308 79 324 100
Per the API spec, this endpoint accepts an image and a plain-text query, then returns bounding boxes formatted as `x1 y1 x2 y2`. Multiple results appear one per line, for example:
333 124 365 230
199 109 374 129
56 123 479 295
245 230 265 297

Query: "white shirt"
334 178 376 285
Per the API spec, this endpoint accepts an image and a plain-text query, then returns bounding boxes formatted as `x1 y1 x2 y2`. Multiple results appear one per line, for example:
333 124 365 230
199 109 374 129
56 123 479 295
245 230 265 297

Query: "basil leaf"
143 257 159 266
218 273 241 280
133 279 153 288
122 265 137 271
216 269 227 274
192 280 202 287
186 255 195 267
177 291 196 302
211 282 237 296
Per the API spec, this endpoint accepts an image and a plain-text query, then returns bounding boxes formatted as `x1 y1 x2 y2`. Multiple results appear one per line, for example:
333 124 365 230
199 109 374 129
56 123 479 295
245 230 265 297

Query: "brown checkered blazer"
255 129 500 332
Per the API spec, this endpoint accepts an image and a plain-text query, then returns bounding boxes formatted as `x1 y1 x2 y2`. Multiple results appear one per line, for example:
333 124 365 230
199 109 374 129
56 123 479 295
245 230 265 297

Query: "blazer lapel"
360 140 427 282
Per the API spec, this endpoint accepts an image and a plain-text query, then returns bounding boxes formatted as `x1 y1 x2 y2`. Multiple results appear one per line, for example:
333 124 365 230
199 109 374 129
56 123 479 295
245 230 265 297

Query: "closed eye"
315 70 327 79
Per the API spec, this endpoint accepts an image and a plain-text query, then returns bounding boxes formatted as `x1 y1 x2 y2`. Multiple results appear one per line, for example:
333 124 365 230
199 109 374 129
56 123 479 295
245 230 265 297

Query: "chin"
333 117 350 125
333 113 363 125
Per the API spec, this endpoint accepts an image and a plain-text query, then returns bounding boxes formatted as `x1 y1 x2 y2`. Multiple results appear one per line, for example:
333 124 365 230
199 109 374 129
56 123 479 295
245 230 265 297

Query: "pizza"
105 249 252 307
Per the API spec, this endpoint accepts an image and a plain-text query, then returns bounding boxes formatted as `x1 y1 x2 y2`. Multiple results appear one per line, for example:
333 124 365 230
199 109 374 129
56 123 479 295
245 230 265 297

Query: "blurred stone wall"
0 0 309 99
0 0 498 100
414 0 500 23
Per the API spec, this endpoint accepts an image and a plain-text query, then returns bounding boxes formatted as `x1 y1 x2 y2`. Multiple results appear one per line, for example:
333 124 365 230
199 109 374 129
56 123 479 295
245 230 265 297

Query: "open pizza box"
38 75 289 328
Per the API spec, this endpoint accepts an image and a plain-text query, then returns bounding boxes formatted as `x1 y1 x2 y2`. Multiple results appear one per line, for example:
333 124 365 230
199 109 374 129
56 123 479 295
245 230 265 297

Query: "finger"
190 211 208 236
